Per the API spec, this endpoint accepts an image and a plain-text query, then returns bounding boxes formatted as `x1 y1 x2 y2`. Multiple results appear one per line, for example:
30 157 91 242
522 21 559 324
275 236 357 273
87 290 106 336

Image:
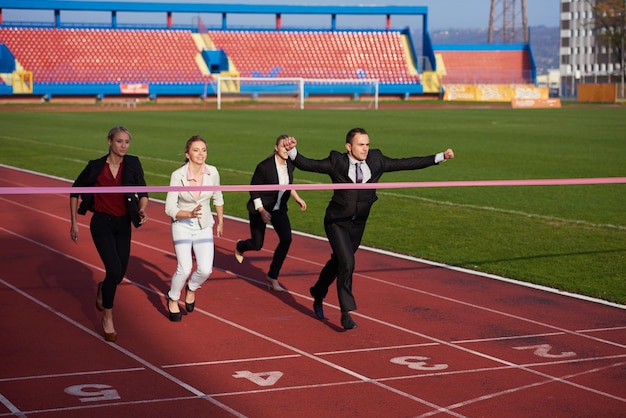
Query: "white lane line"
0 393 23 417
1 184 624 414
416 360 626 417
0 368 145 383
161 354 626 403
0 231 247 418
0 228 463 417
162 354 302 369
5 395 200 417
382 191 626 231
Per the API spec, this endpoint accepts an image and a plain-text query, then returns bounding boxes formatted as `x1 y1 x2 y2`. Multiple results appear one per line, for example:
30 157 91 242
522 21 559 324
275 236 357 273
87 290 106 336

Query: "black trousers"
90 212 132 309
237 209 292 280
311 219 366 313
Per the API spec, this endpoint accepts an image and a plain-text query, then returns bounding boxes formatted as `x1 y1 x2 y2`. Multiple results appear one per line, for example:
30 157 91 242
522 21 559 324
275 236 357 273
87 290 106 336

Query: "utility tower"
488 0 529 44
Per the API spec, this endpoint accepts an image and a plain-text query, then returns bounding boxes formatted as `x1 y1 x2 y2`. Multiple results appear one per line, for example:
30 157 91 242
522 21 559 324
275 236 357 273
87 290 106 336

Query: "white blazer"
165 163 224 229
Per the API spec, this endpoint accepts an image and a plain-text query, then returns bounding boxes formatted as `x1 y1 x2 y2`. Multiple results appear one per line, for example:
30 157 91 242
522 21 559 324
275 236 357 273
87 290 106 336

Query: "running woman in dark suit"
284 128 454 329
235 135 307 291
70 126 149 342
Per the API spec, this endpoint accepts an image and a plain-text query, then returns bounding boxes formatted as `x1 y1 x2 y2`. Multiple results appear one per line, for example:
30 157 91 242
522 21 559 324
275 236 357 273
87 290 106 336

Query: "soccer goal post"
213 75 379 110
215 76 305 110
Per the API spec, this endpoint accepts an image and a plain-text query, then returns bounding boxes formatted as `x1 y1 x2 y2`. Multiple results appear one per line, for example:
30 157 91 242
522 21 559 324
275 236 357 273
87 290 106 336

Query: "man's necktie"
355 162 363 183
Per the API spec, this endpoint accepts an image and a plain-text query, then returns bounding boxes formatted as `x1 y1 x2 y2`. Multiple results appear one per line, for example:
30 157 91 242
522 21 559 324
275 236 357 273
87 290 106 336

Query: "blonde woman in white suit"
165 135 224 321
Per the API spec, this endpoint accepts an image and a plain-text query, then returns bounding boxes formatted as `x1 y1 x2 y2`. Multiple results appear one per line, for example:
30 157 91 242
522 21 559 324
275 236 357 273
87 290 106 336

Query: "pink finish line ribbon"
1 178 625 195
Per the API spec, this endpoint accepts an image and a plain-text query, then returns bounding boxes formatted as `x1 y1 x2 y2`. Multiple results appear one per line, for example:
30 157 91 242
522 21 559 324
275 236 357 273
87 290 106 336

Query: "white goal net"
212 76 379 110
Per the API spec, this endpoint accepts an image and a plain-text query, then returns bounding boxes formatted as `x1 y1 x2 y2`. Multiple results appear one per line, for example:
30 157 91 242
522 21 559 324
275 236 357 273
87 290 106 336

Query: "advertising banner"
444 84 549 102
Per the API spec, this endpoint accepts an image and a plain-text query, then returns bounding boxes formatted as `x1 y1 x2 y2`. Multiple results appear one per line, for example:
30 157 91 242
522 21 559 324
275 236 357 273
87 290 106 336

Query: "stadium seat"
437 50 532 84
207 29 419 84
0 27 211 84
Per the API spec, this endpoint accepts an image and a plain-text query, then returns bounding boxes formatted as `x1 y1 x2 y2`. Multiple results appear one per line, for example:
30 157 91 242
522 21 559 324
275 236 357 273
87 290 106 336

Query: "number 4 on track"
233 370 283 386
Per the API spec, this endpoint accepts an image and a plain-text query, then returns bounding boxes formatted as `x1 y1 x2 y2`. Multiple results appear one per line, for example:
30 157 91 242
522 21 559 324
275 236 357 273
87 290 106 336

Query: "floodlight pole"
488 0 528 44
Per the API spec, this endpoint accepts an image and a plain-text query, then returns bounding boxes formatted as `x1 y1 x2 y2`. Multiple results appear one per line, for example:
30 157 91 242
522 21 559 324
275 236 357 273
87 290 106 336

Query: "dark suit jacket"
71 154 148 226
247 155 295 213
293 149 437 224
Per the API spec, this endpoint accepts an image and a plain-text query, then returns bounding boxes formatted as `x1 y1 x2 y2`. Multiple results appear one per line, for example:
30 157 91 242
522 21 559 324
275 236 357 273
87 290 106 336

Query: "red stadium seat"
0 27 210 84
0 27 424 85
208 29 417 83
437 50 532 84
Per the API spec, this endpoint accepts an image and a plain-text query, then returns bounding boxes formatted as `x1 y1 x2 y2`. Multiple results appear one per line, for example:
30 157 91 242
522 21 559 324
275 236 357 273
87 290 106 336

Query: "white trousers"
168 218 214 301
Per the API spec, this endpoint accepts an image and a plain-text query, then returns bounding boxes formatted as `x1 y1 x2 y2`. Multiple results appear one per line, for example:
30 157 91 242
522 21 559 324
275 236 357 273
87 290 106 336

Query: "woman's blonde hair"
107 126 131 142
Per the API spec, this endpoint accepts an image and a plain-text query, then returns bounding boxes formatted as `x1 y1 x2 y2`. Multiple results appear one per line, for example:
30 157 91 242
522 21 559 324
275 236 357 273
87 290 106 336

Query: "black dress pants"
238 209 292 280
90 212 132 309
311 219 366 313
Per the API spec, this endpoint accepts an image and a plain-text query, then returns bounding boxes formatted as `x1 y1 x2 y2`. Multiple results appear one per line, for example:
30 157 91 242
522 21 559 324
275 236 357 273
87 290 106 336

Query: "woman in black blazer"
70 126 149 342
235 135 306 291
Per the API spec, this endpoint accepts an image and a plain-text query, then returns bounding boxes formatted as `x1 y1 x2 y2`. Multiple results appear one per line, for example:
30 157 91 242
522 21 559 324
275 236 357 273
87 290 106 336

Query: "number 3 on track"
390 356 448 371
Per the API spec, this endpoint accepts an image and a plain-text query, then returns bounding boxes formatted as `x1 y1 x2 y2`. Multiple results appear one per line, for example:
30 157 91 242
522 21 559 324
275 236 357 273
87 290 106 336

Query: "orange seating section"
0 27 419 85
438 50 532 84
0 28 534 87
0 27 209 84
208 30 420 84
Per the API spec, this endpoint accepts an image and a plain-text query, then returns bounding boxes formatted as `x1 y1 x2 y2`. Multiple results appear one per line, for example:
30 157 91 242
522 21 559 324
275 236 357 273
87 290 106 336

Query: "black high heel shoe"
166 296 182 322
185 285 195 313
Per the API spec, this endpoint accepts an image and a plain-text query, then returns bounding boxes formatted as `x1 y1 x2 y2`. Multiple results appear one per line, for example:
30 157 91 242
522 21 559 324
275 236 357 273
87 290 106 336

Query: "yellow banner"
511 98 562 109
444 84 549 102
12 71 33 94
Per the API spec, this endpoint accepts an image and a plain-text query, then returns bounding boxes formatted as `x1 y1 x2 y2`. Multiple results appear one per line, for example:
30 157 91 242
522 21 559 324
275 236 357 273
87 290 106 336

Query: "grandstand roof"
0 1 427 16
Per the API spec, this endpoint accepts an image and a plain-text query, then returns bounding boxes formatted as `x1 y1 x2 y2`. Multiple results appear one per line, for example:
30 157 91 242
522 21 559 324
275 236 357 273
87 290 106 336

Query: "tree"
590 0 626 97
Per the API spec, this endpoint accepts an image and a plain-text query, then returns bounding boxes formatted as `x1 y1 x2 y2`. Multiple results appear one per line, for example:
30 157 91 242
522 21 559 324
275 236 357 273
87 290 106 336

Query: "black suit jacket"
71 154 148 226
293 149 437 224
246 155 295 213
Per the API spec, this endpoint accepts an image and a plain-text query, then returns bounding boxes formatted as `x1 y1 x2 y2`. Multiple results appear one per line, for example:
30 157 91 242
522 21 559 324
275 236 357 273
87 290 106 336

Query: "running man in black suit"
284 128 454 329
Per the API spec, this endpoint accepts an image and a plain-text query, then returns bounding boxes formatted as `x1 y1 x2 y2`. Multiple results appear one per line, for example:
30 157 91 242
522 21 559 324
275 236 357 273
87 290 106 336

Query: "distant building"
559 0 622 97
537 69 561 97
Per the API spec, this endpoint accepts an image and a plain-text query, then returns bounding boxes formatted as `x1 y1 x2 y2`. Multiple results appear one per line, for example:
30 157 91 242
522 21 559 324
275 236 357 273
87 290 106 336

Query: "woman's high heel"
166 296 182 322
103 330 117 342
185 285 195 313
95 281 104 312
266 276 286 292
101 317 116 342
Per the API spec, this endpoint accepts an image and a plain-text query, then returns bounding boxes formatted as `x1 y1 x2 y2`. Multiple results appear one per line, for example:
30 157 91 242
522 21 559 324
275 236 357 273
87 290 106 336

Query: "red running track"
0 164 625 417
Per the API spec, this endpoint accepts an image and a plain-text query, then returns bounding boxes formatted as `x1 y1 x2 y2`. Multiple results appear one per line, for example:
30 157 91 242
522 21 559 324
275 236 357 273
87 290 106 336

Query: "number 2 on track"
233 370 284 386
513 344 576 358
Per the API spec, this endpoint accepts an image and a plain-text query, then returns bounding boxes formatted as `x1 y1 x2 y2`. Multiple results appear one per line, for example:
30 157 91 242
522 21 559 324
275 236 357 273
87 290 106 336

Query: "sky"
245 0 561 30
3 0 561 31
410 0 560 30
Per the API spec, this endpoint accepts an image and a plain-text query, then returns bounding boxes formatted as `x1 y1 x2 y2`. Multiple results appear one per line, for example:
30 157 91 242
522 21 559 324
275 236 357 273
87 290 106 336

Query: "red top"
93 162 126 216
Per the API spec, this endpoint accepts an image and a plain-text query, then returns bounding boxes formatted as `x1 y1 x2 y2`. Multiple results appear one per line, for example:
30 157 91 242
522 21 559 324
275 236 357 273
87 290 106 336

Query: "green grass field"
1 105 624 304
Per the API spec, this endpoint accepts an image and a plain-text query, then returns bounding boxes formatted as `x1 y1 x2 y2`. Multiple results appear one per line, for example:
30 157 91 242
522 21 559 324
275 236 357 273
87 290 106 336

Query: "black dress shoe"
310 287 324 319
341 312 358 330
185 285 195 313
166 296 182 322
